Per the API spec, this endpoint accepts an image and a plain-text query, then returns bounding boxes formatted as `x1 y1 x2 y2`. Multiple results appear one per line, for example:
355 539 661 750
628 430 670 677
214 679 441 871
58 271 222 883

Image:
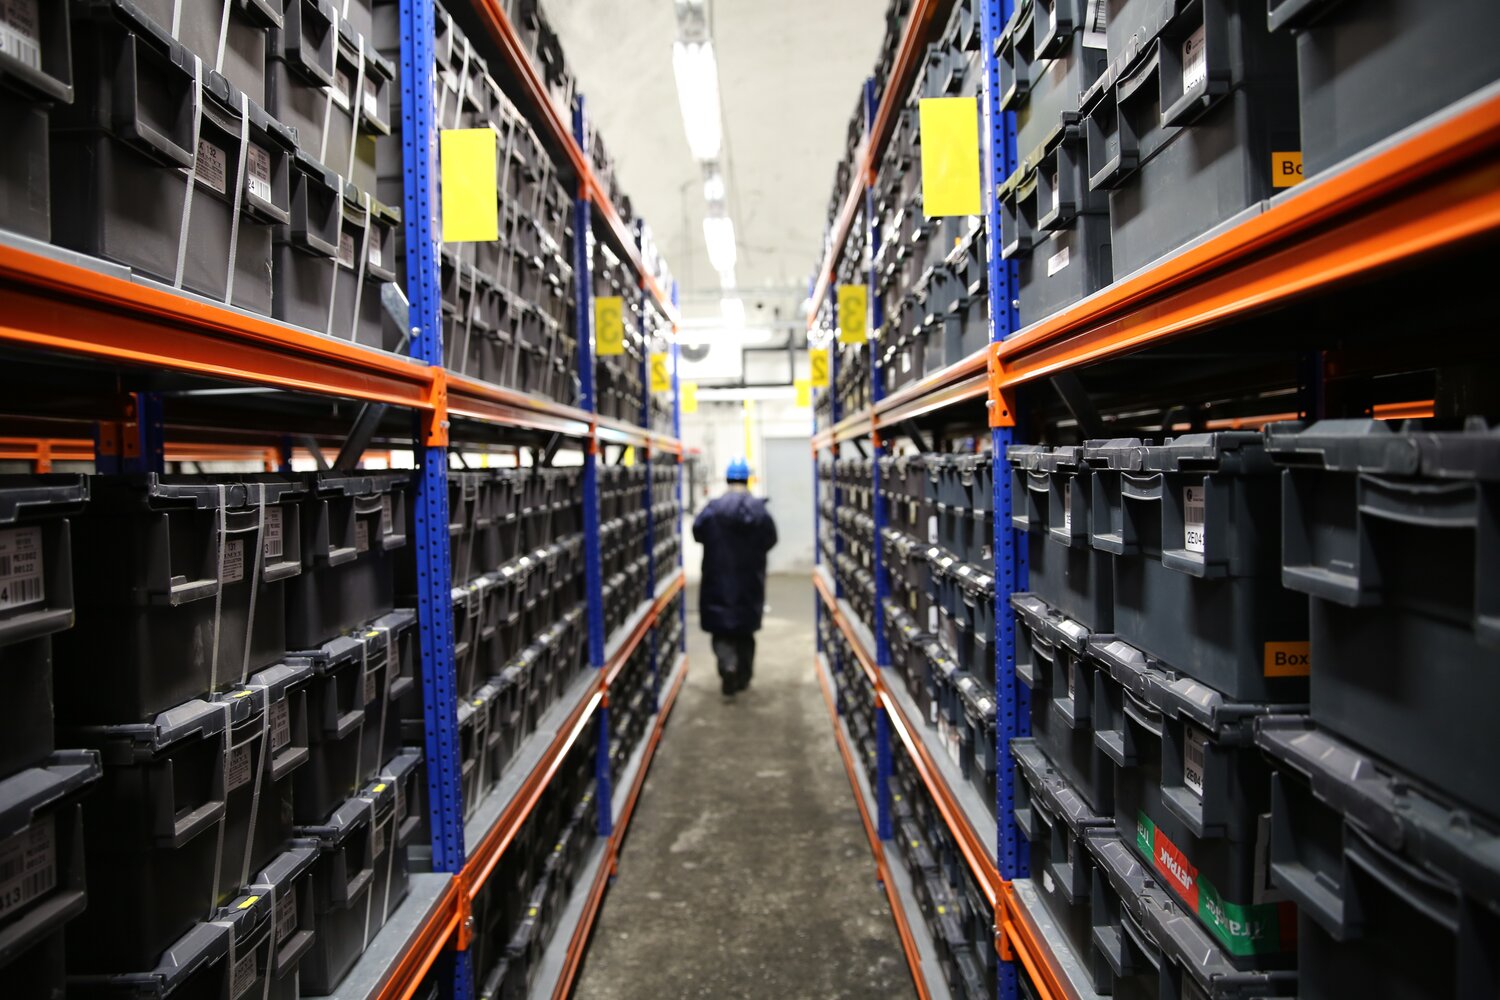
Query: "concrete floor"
573 576 916 1000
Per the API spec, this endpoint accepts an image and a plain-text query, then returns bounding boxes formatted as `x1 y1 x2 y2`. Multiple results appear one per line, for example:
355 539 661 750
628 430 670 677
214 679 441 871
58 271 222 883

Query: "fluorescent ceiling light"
702 215 737 274
672 41 723 161
720 297 745 327
703 169 726 203
718 268 737 291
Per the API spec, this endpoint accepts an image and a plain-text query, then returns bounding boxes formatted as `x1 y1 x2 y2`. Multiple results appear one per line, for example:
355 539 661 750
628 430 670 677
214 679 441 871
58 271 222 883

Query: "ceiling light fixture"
672 41 723 161
702 215 737 275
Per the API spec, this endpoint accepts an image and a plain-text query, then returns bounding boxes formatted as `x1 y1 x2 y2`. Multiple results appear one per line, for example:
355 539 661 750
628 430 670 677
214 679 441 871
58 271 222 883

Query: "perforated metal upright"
398 1 468 996
981 1 1029 997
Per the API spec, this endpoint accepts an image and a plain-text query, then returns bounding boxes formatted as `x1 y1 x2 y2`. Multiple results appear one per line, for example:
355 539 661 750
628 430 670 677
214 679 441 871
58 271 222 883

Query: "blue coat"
692 490 777 634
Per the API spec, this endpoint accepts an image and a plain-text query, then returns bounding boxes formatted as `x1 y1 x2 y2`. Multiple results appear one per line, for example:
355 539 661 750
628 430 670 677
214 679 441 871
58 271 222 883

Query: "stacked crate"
598 465 650 639
651 455 683 577
831 458 877 635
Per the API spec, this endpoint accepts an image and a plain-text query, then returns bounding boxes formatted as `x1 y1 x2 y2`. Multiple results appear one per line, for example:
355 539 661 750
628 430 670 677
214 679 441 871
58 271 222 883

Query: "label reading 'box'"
0 0 42 73
1263 641 1310 677
1184 484 1206 553
0 812 55 919
0 525 44 612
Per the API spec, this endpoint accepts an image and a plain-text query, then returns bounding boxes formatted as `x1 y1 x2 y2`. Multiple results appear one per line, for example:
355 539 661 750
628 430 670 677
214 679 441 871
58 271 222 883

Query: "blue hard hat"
726 457 751 482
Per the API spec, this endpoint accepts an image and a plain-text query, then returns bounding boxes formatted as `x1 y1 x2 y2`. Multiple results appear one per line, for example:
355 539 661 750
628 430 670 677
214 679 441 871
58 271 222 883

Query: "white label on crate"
269 697 292 753
927 514 938 546
901 350 910 374
246 144 273 204
1083 0 1108 48
263 507 284 560
1182 24 1209 95
381 495 395 535
1046 246 1070 276
222 538 246 584
364 659 380 705
1184 725 1208 799
1062 487 1073 533
928 692 938 726
368 233 383 270
0 0 41 72
338 230 357 269
230 945 258 999
332 69 352 111
226 743 253 792
1184 484 1207 554
197 139 228 195
274 884 299 944
0 526 44 611
393 775 406 826
946 722 961 767
0 813 54 920
372 817 388 861
1042 869 1055 895
363 76 379 119
1051 171 1061 213
1066 661 1077 701
928 605 938 635
355 518 370 554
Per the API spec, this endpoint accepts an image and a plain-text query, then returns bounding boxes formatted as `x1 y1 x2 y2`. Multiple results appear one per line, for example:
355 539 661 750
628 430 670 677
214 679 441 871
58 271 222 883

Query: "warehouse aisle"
574 577 916 1000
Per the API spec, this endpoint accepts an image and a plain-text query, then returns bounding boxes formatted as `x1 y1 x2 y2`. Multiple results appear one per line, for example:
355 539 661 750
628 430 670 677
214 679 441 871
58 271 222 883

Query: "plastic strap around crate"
223 91 252 306
240 494 267 685
169 0 183 35
343 36 367 183
243 877 280 1000
237 679 274 889
209 698 235 918
211 485 228 692
345 194 373 340
175 58 206 290
213 0 233 74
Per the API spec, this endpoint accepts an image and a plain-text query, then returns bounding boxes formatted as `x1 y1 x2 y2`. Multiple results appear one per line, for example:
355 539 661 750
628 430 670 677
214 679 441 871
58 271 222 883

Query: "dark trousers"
711 632 756 690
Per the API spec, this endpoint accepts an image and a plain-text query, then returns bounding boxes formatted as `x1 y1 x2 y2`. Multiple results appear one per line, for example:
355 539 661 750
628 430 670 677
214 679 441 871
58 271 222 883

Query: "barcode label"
1184 484 1206 554
246 144 273 204
372 818 387 861
275 885 298 944
1066 662 1077 701
197 139 228 195
1062 486 1072 532
1184 726 1208 798
269 698 292 753
0 813 54 919
381 496 395 535
263 507 284 559
339 231 357 268
332 69 352 111
226 744 253 792
230 945 258 999
222 538 245 584
1183 25 1208 94
364 659 380 705
393 775 406 826
1047 246 1070 276
355 519 370 554
1051 171 1061 212
0 0 41 72
0 525 44 612
363 76 379 118
1083 0 1108 48
368 232 383 269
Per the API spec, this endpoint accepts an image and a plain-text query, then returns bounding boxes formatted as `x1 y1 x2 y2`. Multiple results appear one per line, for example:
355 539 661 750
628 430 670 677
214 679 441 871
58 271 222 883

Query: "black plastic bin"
1084 433 1307 702
252 845 319 1000
67 911 271 1000
1268 0 1500 178
0 0 71 243
1257 716 1500 1000
58 475 306 724
0 478 87 654
999 0 1110 159
1089 635 1296 963
295 794 376 995
286 470 408 650
1266 417 1500 821
0 750 100 974
358 751 417 933
1007 444 1112 632
135 0 278 106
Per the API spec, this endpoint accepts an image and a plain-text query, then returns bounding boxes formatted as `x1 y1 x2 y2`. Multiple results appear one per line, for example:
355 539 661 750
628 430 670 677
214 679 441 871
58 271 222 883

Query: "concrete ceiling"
545 0 888 319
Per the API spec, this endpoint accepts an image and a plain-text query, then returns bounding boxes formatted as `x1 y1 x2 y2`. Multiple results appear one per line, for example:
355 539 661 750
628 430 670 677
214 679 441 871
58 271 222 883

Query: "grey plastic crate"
0 475 87 649
1084 433 1308 702
136 0 278 107
0 0 71 243
68 912 267 1000
1083 1 1299 277
1264 417 1500 820
1269 0 1500 178
250 844 319 1000
58 475 307 724
55 9 293 313
1085 830 1297 1000
1089 635 1297 964
1013 592 1113 814
294 794 376 994
1012 737 1111 990
1257 717 1500 1000
999 0 1109 158
0 750 100 973
1007 444 1112 631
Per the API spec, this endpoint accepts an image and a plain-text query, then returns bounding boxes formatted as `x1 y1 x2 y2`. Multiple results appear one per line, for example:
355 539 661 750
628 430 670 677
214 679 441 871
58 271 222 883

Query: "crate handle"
1358 474 1480 531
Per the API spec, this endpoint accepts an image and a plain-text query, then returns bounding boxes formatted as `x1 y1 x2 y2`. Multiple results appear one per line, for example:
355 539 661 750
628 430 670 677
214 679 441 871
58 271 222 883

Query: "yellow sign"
649 352 671 393
439 129 499 242
594 296 624 356
681 382 698 414
837 285 868 345
919 97 982 217
795 378 812 408
1272 151 1304 188
809 347 830 388
622 447 635 467
1263 641 1311 677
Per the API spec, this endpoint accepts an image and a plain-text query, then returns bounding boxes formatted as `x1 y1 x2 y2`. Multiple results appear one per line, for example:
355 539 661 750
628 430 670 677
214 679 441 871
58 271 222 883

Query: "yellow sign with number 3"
837 285 868 345
595 297 624 356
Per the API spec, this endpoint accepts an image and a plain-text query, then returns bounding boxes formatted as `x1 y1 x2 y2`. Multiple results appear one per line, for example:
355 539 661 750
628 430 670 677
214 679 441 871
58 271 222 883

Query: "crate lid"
294 791 373 843
0 750 102 840
253 843 319 893
1143 430 1276 476
1265 417 1500 480
1014 737 1110 835
0 474 89 524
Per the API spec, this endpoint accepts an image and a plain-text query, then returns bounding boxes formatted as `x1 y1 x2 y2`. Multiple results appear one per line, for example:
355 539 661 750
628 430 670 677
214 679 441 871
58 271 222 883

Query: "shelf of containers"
0 2 689 999
812 1 1500 999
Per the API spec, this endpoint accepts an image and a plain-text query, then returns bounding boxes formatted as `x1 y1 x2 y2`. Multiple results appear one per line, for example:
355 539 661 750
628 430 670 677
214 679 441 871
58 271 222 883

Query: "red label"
1153 825 1199 909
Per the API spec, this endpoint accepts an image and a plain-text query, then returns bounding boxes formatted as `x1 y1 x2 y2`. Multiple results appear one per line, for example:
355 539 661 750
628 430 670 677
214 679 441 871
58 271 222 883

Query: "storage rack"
810 2 1500 999
0 2 688 998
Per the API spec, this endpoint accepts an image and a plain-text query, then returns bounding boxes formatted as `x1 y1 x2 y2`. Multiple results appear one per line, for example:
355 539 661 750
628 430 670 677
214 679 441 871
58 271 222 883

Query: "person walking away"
692 458 778 696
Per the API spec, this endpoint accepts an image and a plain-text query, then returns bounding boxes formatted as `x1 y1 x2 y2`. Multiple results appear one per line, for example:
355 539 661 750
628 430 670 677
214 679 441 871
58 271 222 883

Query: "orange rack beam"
466 0 679 328
992 90 1500 389
807 0 954 327
814 569 1002 908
